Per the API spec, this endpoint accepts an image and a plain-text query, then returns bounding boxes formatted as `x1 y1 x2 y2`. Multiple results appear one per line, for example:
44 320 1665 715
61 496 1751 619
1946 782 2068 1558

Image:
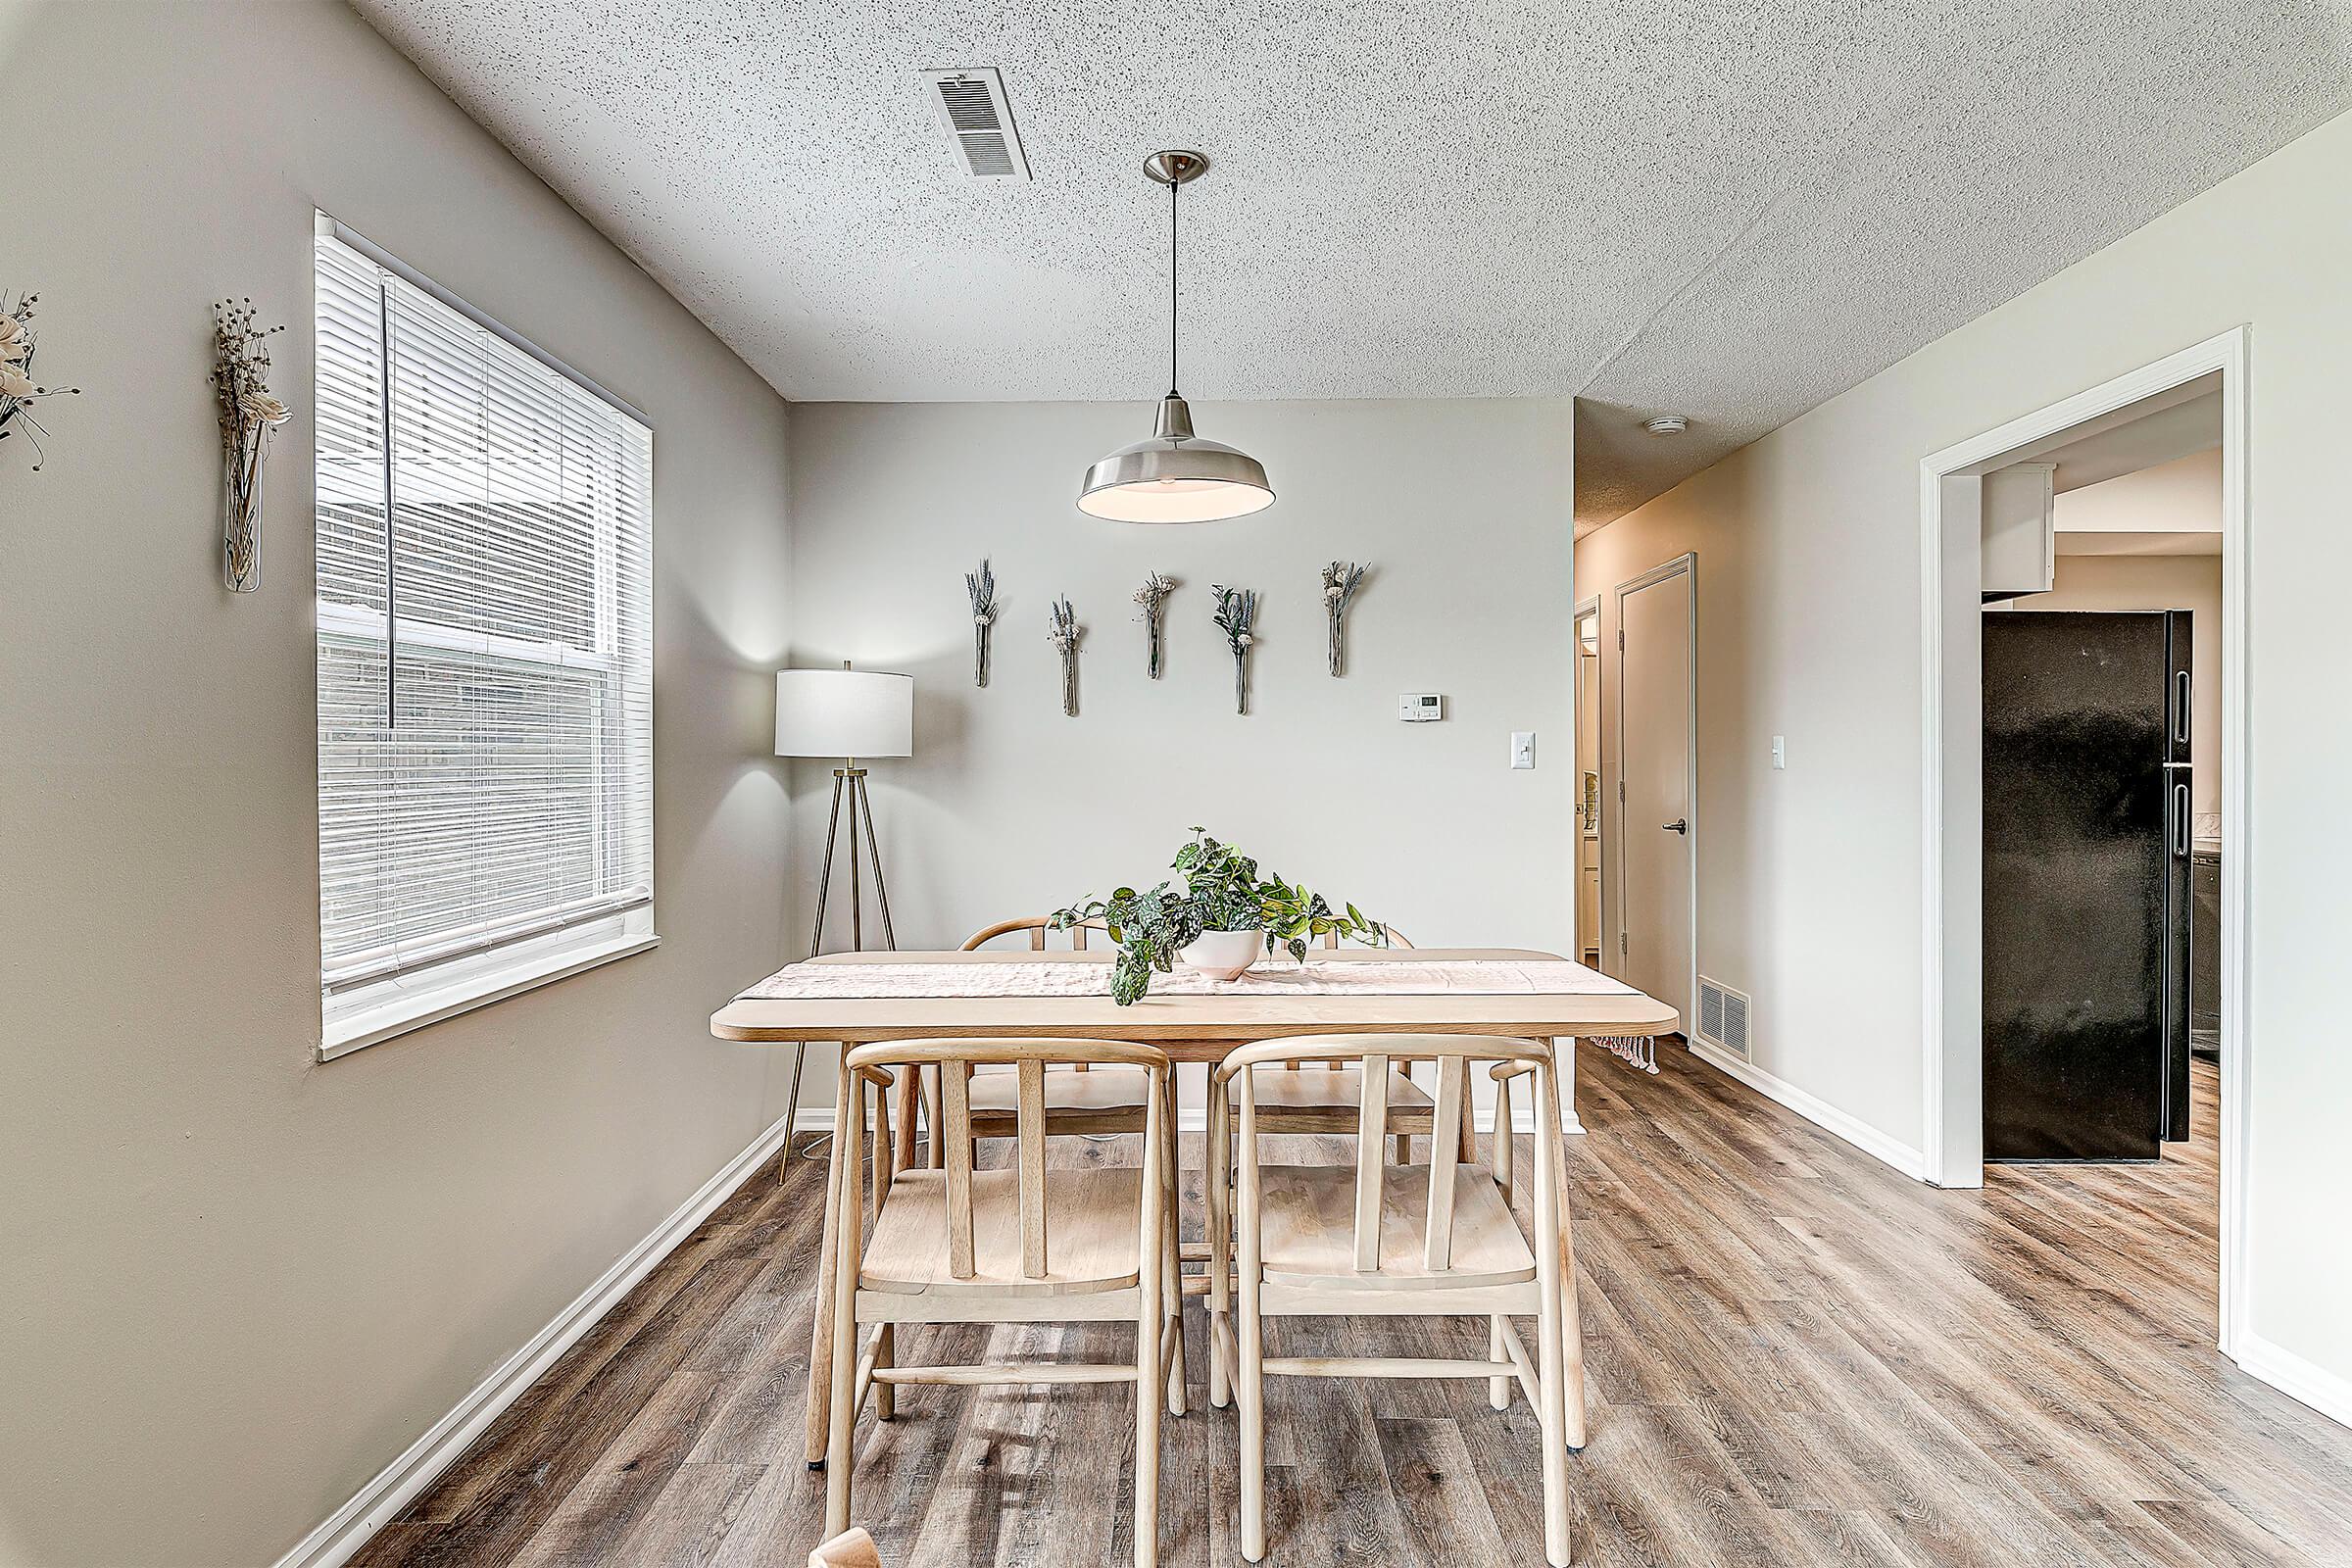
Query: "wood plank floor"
353 1049 2352 1567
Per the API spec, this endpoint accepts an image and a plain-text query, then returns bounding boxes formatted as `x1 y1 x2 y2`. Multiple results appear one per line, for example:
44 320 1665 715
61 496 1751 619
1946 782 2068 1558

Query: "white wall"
1993 552 2224 821
784 398 1577 1111
0 5 796 1563
2053 446 2223 533
1574 106 2352 1408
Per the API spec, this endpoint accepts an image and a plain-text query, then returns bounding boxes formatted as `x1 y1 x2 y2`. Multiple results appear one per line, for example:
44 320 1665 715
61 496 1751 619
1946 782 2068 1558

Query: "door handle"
2174 784 2189 858
1662 818 1688 835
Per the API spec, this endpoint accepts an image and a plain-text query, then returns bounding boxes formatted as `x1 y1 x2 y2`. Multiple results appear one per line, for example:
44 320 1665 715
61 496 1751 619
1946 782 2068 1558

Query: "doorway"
1920 328 2247 1351
1612 555 1696 1025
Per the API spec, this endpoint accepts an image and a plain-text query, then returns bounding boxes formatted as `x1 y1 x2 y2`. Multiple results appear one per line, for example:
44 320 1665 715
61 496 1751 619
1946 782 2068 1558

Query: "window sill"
319 927 660 1061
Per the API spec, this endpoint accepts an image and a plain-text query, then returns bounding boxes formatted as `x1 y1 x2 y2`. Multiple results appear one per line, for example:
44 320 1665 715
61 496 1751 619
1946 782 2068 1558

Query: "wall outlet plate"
1400 693 1444 721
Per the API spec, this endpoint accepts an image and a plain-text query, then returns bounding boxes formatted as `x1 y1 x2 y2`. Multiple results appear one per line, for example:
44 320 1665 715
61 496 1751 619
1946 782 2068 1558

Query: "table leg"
805 1061 852 1468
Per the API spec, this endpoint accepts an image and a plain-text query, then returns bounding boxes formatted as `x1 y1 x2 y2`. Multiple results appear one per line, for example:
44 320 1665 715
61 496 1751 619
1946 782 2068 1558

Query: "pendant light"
1078 150 1275 522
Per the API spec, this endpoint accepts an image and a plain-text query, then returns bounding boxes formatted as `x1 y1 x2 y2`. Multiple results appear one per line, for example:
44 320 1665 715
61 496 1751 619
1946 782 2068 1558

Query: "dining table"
709 945 1678 1467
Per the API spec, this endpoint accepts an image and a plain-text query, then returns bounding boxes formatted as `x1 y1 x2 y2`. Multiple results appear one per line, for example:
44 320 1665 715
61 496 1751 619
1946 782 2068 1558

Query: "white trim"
1689 1040 1928 1181
1573 592 1603 971
319 917 659 1060
2234 1333 2352 1432
1610 554 1699 1030
272 1106 796 1568
1916 327 2251 1354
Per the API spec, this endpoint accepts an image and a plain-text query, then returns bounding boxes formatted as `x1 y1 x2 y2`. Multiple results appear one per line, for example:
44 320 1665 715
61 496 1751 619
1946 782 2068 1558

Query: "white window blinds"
315 229 653 1037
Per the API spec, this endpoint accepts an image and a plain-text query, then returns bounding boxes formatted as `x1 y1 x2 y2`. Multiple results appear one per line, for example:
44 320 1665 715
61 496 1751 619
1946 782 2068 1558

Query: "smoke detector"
920 68 1030 180
1643 416 1690 436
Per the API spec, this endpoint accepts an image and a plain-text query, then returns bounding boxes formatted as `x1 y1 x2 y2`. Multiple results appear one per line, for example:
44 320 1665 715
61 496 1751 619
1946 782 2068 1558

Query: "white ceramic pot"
1179 928 1265 981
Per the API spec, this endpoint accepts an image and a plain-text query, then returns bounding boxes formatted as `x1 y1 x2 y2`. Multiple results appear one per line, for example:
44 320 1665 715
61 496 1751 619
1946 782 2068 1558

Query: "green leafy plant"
1054 827 1387 1004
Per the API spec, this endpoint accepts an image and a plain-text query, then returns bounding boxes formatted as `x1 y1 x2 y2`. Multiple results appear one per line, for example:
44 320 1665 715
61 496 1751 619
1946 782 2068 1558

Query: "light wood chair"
1209 1033 1585 1568
822 1037 1185 1568
946 917 1155 1157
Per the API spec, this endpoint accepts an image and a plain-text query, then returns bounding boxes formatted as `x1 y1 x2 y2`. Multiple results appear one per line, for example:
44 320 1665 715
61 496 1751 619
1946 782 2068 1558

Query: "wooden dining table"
709 945 1678 1467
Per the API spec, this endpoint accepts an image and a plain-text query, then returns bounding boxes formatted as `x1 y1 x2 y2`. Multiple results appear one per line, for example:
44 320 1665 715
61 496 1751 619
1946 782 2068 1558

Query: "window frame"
314 214 658 1060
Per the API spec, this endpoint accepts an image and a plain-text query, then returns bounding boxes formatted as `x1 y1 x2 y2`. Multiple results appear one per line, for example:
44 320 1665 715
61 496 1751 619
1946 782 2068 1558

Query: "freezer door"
1983 611 2173 1161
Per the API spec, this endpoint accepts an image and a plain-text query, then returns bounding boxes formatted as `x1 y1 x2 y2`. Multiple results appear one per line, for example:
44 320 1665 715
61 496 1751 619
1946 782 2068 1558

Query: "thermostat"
1399 693 1444 722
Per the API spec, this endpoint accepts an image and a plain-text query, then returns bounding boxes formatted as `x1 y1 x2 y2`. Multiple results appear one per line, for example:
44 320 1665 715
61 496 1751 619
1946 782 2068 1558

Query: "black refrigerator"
1983 610 2192 1161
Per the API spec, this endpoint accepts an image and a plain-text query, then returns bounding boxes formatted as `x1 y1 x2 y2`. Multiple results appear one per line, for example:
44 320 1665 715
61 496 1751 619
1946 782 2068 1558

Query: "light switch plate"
1772 735 1787 770
1400 693 1444 722
1511 731 1536 769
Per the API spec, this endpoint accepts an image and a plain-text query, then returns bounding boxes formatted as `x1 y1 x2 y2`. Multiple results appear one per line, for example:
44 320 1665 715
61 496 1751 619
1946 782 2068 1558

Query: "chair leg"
1555 1161 1589 1452
1532 1079 1573 1567
1237 1096 1267 1563
1490 1314 1512 1409
1394 1132 1409 1164
920 1065 943 1169
1162 1071 1187 1417
824 1082 864 1533
872 1322 895 1422
805 1066 852 1469
1205 1072 1233 1410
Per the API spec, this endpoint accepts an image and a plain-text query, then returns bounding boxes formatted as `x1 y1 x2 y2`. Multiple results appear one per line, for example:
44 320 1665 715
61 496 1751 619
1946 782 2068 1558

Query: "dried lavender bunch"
211 298 290 591
1133 571 1178 679
964 558 998 687
1048 596 1084 716
1212 585 1258 715
0 292 82 472
1322 561 1367 676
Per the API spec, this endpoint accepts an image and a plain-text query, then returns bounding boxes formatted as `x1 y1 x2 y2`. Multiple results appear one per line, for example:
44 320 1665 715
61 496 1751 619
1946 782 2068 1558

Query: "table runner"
736 956 1639 1003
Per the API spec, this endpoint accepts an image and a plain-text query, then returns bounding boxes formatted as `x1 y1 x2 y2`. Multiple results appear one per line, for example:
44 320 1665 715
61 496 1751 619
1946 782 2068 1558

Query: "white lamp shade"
774 669 912 759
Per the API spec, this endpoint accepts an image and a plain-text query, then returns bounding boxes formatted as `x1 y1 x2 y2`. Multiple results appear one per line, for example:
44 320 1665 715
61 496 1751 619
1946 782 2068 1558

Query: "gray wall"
783 398 1577 1109
0 5 796 1563
1577 106 2352 1406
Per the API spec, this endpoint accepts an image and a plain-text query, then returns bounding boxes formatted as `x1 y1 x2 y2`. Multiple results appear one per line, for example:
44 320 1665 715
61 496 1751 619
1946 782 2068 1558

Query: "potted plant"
1054 828 1387 1004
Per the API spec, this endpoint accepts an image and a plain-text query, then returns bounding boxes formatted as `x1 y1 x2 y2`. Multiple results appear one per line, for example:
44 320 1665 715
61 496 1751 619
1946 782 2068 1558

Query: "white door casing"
1615 556 1696 1026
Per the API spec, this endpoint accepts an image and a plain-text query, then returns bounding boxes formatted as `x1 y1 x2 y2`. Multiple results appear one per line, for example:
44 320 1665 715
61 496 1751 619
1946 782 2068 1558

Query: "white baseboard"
274 1108 797 1568
1688 1041 1928 1181
2233 1331 2352 1431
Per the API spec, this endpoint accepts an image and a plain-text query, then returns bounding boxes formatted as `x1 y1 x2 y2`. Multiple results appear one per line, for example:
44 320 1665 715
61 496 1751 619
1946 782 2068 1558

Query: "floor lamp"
773 663 913 1166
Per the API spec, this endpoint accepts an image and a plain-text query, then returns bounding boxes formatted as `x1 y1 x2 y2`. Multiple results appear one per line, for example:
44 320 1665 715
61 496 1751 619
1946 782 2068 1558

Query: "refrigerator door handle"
2175 671 2192 744
2174 782 2190 858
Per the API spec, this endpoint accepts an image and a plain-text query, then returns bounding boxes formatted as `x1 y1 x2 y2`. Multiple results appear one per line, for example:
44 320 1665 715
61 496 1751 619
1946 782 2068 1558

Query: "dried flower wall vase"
965 559 998 687
1134 571 1177 680
1322 561 1365 676
1212 585 1258 716
1048 596 1083 716
222 443 266 592
212 298 289 595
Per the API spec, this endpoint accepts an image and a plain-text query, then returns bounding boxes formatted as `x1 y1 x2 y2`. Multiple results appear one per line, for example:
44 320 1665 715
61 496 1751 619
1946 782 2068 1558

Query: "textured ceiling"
354 0 2352 528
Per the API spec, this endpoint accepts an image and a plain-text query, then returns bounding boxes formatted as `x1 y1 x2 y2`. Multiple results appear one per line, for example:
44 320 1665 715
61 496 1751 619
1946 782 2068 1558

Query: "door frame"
1573 594 1601 967
1917 327 2249 1354
1612 553 1699 1033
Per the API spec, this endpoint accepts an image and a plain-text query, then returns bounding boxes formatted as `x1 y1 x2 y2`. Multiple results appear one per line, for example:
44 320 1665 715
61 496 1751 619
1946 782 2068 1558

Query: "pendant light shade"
1077 393 1275 521
1078 150 1274 523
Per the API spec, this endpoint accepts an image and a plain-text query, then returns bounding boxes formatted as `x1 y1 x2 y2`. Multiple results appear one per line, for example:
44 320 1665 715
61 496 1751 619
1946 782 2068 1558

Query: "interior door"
1617 563 1692 1023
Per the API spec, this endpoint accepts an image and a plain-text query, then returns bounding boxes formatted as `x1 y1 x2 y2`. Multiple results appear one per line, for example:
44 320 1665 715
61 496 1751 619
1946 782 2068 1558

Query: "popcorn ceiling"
355 0 2352 527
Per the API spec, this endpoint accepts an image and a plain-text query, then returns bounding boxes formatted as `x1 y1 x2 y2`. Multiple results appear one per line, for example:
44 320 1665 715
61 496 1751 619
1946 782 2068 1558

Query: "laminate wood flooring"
353 1050 2352 1567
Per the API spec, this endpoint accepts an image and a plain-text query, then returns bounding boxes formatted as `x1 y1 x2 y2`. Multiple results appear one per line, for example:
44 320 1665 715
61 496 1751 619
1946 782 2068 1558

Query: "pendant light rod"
1169 174 1179 397
1078 149 1272 523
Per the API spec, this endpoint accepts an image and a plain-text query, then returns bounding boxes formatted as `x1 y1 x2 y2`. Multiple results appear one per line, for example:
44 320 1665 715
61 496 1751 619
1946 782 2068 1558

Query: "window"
315 220 655 1056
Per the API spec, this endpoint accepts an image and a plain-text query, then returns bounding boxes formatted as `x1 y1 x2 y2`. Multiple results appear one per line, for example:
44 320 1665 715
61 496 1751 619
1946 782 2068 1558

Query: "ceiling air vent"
921 68 1030 180
1697 976 1752 1061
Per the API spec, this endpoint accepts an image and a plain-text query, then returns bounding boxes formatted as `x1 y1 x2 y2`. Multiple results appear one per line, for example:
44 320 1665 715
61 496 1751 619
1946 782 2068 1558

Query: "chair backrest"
1221 1034 1551 1274
844 1037 1169 1282
961 915 1106 952
1290 928 1412 1070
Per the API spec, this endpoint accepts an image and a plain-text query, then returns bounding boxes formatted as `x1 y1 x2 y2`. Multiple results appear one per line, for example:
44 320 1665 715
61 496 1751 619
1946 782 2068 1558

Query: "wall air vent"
921 68 1030 180
1697 975 1752 1060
